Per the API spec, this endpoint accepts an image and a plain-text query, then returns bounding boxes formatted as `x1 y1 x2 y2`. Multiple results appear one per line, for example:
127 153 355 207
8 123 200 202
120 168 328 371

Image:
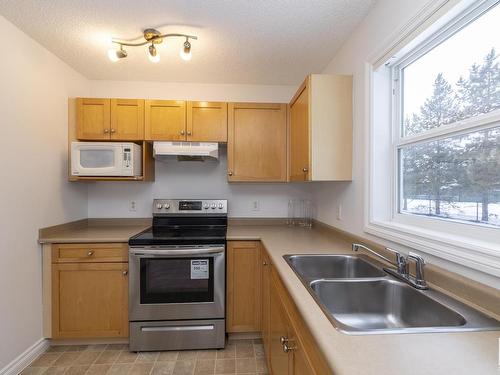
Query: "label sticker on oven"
191 260 209 279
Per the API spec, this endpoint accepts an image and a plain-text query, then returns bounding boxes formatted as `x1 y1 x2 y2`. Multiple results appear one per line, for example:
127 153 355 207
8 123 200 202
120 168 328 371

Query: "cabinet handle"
87 251 94 257
103 129 109 134
187 131 192 136
283 343 296 353
302 167 308 173
280 336 288 345
110 128 116 133
228 171 233 176
123 271 128 276
263 261 268 266
180 130 185 135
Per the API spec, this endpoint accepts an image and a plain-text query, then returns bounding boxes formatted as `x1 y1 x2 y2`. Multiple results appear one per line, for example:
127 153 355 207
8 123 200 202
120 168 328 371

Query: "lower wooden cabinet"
266 249 332 375
261 248 272 365
269 274 293 374
226 241 262 332
50 243 129 339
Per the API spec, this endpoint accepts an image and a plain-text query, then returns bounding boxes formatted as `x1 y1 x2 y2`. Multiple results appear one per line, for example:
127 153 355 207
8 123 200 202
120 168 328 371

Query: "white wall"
0 15 89 370
88 148 312 218
87 80 311 218
312 0 499 287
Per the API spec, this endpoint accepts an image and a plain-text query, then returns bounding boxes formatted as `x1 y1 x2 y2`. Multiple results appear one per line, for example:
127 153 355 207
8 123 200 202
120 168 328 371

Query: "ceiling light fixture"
148 43 160 63
180 38 192 61
107 44 127 62
108 28 197 63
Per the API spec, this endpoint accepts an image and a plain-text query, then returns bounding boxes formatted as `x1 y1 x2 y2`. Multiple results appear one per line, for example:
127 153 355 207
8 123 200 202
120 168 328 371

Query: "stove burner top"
129 199 228 247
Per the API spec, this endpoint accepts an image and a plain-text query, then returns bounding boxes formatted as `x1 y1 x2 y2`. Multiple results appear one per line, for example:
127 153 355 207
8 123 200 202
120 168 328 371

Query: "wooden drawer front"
52 243 128 263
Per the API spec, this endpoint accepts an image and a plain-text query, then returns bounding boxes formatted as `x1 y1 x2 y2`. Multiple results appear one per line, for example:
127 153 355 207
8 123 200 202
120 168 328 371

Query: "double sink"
284 254 500 334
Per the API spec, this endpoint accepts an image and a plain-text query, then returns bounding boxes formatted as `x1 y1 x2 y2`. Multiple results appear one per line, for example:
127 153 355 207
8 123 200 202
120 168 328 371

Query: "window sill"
364 219 500 277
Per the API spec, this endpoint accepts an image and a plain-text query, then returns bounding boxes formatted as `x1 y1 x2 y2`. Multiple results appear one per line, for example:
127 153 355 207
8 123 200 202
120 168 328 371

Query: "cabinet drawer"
52 243 128 263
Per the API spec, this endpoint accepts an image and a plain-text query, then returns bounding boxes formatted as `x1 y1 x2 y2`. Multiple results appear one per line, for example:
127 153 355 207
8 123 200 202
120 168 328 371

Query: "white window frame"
365 0 500 278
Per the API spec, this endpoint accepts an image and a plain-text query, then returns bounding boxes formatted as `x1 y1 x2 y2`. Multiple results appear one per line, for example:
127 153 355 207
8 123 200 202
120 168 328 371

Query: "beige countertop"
38 218 151 244
39 220 500 375
228 225 500 375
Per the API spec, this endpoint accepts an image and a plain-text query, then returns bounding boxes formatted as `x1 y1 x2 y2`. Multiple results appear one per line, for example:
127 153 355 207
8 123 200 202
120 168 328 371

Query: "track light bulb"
180 39 192 61
148 44 160 63
107 45 127 62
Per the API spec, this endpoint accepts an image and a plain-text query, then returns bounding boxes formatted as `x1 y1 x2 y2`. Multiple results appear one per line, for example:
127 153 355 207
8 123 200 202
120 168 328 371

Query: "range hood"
153 141 219 161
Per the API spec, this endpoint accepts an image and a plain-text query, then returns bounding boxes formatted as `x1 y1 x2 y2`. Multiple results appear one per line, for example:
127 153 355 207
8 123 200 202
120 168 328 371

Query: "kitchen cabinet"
110 99 144 140
228 103 287 182
50 243 129 339
76 98 110 140
289 74 353 181
145 100 228 142
145 100 186 141
268 267 329 375
187 101 228 142
76 98 144 141
226 241 262 332
261 248 272 367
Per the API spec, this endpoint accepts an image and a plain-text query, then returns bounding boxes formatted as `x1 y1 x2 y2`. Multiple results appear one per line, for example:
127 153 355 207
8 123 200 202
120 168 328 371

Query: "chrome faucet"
352 243 428 290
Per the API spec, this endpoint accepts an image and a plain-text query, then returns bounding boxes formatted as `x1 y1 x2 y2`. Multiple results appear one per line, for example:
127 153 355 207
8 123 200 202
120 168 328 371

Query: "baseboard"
0 338 49 375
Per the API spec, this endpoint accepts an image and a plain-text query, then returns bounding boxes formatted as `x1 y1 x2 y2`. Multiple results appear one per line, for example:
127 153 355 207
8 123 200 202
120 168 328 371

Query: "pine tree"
415 73 460 215
456 48 500 221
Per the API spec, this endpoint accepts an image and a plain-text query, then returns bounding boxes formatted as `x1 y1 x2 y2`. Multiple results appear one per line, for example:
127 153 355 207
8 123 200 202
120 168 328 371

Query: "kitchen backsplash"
87 147 313 218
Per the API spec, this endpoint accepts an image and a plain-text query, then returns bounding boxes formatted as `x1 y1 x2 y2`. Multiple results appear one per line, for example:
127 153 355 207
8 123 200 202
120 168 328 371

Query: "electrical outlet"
252 200 260 211
337 204 342 220
129 200 137 212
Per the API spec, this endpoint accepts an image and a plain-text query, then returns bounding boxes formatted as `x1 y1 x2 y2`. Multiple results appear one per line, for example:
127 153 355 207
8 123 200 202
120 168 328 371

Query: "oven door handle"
129 247 224 257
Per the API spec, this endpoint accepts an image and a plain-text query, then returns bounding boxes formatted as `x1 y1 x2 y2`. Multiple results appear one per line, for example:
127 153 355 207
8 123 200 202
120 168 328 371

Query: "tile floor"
21 339 268 375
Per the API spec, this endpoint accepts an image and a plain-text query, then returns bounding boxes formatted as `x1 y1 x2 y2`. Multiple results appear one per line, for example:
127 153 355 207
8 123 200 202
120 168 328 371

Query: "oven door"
129 245 225 321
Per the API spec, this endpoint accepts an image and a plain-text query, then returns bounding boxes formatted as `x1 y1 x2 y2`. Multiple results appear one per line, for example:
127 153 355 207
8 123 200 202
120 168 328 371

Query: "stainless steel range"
128 199 227 352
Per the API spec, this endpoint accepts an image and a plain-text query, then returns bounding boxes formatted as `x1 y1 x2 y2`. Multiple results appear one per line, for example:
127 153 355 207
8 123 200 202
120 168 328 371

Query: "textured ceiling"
0 0 375 85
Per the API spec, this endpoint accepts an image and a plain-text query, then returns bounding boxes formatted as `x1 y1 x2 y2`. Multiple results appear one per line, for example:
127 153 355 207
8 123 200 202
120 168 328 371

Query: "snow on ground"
402 199 500 226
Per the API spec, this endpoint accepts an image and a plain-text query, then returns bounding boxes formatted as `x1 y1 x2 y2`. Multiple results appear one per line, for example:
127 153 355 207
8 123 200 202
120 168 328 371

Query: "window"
394 1 500 228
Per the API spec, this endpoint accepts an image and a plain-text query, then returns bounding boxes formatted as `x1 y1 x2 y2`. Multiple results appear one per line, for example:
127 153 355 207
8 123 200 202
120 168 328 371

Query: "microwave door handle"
130 247 225 257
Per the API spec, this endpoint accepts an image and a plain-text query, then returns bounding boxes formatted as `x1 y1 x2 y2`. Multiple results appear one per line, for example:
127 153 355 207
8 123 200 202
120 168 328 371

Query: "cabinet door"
110 99 144 140
226 241 262 332
228 103 287 181
187 101 227 142
269 272 292 375
52 263 128 338
292 343 316 375
76 98 110 140
289 84 310 181
261 248 272 365
145 100 186 141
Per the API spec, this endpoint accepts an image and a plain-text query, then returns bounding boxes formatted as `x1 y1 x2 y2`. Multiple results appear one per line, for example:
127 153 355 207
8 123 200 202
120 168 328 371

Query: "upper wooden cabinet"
226 241 262 333
228 103 287 182
76 98 144 141
289 74 353 181
187 101 228 142
145 100 186 141
110 99 144 140
76 98 110 140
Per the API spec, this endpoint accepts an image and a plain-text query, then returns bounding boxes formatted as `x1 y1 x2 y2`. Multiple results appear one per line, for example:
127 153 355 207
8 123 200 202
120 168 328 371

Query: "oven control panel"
153 199 227 215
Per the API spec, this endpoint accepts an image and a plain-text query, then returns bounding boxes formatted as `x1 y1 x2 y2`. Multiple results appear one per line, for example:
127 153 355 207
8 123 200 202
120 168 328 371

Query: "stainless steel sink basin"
310 279 468 331
284 255 386 279
284 253 500 334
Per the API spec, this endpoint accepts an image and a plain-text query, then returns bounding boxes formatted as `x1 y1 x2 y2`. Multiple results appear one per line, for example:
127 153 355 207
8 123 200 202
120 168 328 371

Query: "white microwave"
71 142 142 177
